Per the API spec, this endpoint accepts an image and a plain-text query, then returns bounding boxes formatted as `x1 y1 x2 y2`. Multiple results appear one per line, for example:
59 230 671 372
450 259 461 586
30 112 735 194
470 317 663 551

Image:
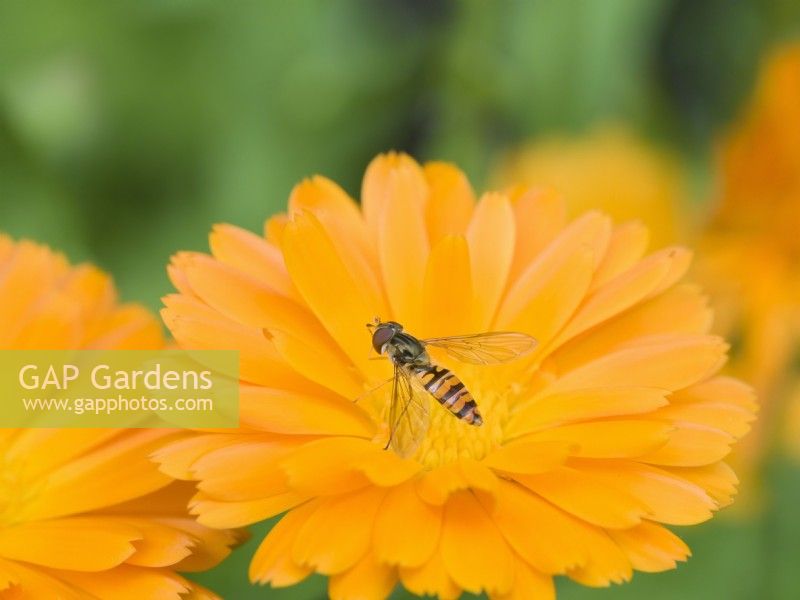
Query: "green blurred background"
1 1 799 598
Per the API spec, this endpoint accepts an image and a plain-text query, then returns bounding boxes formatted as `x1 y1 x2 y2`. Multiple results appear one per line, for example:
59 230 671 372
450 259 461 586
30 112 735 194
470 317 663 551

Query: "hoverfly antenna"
366 316 381 330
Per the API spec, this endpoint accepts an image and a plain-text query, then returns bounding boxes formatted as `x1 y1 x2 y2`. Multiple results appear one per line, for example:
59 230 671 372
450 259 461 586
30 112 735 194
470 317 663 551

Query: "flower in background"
714 44 800 254
493 127 688 248
157 153 754 599
0 236 240 599
700 42 800 471
492 120 798 509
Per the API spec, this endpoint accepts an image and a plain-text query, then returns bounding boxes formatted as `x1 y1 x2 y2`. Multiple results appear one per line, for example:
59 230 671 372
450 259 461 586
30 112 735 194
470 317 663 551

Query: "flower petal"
654 399 755 439
264 213 289 245
328 551 396 600
399 549 461 600
0 518 139 571
191 491 306 529
555 247 693 347
22 430 175 521
672 376 758 413
508 188 566 283
548 334 728 393
292 487 386 575
0 241 73 344
570 459 717 525
181 253 329 350
416 462 493 506
608 522 690 573
441 491 515 595
249 502 315 587
281 438 374 496
11 290 81 349
590 220 650 289
362 153 427 240
55 565 190 600
120 518 195 568
467 193 515 330
377 165 430 330
240 386 374 438
640 423 737 467
566 526 632 587
496 212 609 342
269 326 367 398
209 223 297 300
87 303 164 350
424 162 475 243
353 450 423 487
421 235 473 337
549 284 713 373
515 465 647 529
482 440 571 475
485 480 588 574
490 560 554 600
5 429 119 481
163 297 312 389
373 481 442 568
164 518 243 572
0 558 81 600
458 458 500 493
189 437 297 501
281 438 418 495
506 387 669 439
152 433 248 480
282 211 386 376
289 176 385 313
520 420 673 459
668 462 739 508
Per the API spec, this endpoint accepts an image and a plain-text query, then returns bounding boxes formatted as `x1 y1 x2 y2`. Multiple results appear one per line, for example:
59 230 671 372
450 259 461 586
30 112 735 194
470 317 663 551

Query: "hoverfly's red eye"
371 326 395 354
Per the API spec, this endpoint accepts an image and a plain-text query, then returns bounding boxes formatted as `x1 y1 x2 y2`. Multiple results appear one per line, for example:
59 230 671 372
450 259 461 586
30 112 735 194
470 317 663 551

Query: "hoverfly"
363 318 537 457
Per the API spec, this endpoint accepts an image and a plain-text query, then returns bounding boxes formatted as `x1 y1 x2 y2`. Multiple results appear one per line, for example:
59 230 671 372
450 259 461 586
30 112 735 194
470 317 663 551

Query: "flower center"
413 379 510 468
365 364 529 468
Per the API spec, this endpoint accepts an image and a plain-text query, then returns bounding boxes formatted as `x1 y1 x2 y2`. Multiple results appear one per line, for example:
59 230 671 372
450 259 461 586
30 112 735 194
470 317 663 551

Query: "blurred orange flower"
492 117 800 507
493 127 688 248
157 153 754 599
0 237 240 599
701 42 800 470
714 44 800 252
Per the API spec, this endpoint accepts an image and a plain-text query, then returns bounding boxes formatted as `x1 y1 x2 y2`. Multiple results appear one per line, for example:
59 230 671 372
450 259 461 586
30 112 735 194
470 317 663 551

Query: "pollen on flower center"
363 363 529 468
413 381 514 468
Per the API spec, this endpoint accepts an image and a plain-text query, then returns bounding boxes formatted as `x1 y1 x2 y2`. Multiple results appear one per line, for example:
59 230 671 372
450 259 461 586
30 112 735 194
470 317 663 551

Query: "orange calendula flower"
700 42 800 470
0 236 240 599
715 43 800 251
157 154 755 599
492 125 788 510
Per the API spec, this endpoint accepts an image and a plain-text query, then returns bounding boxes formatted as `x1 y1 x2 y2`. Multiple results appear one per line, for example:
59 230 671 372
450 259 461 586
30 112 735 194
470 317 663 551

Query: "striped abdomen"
414 364 483 426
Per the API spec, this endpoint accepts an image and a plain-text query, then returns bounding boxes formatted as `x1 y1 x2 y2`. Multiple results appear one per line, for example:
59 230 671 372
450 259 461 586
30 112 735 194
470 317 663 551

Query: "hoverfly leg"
352 376 394 404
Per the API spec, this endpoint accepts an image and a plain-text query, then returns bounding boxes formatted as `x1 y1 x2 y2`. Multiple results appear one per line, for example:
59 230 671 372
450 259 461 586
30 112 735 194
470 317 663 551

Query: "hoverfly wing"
421 331 537 365
381 365 430 459
352 376 393 404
